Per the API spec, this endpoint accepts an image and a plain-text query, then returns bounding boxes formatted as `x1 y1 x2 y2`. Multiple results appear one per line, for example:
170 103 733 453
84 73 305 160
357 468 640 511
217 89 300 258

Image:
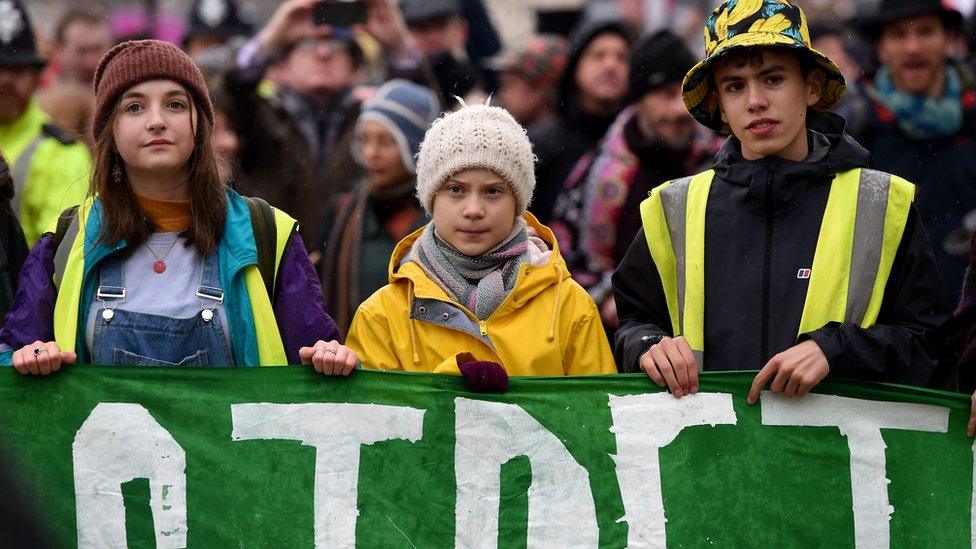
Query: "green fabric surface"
0 367 970 547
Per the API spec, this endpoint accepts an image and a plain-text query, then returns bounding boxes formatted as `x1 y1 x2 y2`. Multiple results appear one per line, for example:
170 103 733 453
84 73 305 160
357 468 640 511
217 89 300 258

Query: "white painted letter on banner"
231 403 425 548
454 397 599 548
761 392 948 549
608 392 737 548
73 403 187 548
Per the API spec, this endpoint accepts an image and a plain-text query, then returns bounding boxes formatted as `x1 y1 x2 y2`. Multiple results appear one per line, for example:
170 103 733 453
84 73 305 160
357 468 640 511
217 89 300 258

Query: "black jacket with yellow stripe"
612 112 950 387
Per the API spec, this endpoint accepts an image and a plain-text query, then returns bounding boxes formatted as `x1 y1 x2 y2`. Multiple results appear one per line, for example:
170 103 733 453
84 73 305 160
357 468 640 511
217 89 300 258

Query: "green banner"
0 366 972 547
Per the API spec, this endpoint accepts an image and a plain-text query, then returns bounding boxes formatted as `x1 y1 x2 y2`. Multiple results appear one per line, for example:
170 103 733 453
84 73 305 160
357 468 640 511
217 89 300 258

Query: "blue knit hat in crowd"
355 79 441 174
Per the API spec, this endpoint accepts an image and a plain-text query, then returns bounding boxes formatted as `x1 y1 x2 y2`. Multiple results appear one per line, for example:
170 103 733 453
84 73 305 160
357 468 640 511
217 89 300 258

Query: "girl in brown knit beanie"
1 40 357 374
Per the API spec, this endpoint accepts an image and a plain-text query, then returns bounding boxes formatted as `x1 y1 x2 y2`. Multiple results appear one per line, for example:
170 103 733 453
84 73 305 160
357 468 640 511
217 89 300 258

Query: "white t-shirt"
85 232 231 354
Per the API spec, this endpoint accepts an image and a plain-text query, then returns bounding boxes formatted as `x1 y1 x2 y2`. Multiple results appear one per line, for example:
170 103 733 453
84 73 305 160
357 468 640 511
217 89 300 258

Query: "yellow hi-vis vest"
639 168 914 368
51 197 294 365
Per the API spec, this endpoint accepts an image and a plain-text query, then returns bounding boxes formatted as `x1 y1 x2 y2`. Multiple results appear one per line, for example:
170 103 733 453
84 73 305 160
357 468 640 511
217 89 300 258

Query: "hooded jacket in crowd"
613 112 950 387
528 21 631 224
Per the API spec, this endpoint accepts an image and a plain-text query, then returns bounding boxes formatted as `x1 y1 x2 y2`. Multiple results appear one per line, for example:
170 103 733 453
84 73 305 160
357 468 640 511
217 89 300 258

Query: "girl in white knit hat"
346 103 616 389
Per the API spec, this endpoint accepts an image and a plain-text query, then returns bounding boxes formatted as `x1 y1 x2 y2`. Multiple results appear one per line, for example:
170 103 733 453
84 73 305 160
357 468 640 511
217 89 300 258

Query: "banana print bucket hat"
681 0 846 134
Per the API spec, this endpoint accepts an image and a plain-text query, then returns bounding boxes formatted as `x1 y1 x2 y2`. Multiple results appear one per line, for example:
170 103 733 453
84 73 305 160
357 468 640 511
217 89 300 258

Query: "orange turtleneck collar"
134 194 191 232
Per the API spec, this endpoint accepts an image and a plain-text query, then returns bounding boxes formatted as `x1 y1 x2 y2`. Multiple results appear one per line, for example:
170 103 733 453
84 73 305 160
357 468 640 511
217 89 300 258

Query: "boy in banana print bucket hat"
681 0 846 135
612 0 948 404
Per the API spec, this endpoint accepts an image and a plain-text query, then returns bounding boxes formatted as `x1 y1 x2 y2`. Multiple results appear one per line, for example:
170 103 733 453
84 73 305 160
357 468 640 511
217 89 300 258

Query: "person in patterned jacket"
550 30 721 330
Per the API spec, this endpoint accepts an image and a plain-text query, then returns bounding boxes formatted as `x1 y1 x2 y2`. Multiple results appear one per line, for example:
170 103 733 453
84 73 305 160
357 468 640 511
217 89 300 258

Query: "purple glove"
459 359 509 393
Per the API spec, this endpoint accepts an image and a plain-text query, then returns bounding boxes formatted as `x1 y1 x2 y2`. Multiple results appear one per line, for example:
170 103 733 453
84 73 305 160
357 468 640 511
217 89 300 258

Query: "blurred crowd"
3 0 976 383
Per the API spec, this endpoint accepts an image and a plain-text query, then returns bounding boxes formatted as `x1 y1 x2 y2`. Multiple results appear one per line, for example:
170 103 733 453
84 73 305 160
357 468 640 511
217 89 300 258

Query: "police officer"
184 0 252 58
0 0 90 246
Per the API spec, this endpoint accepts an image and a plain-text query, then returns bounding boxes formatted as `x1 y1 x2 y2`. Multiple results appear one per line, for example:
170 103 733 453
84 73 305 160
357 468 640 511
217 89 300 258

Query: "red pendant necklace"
144 237 180 273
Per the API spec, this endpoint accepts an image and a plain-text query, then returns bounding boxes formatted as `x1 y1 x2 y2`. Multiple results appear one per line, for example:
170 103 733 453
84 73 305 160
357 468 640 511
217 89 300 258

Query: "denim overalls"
90 249 235 366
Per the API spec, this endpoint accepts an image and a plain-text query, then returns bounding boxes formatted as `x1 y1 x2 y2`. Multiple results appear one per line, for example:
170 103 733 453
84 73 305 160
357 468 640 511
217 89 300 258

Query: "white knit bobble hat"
415 103 536 215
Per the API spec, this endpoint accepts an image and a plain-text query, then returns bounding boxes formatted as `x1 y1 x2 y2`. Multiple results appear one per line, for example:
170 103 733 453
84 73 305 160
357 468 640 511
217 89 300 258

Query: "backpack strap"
52 205 81 288
244 196 278 299
51 200 285 298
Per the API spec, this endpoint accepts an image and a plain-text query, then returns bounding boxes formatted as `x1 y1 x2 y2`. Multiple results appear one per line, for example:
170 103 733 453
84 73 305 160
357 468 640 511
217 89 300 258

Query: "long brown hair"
89 89 227 255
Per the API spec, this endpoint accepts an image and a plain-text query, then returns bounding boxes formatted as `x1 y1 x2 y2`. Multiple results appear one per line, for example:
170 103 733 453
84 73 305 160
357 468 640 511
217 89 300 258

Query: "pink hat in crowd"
108 7 186 45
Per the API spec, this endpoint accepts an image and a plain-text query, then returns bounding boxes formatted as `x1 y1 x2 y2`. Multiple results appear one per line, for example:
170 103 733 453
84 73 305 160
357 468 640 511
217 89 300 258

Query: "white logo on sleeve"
797 268 811 279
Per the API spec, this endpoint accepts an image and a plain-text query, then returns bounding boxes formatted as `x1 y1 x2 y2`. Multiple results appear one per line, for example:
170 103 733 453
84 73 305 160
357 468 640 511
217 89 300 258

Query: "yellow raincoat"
347 213 616 376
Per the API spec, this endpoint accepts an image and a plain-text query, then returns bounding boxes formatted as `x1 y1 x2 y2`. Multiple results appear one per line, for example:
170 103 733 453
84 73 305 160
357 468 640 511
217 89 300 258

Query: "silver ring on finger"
33 347 47 356
325 347 338 355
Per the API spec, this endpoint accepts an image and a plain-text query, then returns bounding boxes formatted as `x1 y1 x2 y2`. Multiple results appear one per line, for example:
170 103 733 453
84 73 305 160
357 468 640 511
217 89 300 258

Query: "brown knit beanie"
92 40 214 139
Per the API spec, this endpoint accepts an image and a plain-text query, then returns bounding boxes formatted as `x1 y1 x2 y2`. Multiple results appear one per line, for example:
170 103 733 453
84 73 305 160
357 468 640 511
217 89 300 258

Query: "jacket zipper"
761 171 773 363
413 296 498 355
477 266 531 335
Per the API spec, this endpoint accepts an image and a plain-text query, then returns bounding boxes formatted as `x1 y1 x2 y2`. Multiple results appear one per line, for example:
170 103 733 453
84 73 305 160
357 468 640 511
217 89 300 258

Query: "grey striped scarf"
412 218 529 319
